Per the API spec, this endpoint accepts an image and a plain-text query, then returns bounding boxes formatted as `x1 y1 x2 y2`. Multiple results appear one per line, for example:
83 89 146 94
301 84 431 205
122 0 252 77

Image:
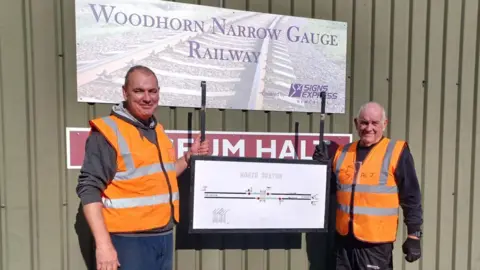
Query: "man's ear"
122 85 127 100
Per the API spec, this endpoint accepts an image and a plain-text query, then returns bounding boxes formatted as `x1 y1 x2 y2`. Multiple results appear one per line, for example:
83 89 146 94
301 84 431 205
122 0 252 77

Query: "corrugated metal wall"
1 0 480 269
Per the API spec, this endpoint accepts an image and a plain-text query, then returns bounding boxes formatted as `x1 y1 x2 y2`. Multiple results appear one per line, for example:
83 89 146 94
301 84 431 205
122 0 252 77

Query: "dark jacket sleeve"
395 143 424 234
76 129 117 205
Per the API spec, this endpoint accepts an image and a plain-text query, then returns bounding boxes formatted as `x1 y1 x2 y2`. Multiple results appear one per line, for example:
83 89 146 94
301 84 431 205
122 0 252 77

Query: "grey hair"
356 102 387 121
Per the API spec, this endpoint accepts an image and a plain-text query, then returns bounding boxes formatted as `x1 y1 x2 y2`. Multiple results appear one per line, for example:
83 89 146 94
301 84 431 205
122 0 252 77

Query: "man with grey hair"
313 101 423 269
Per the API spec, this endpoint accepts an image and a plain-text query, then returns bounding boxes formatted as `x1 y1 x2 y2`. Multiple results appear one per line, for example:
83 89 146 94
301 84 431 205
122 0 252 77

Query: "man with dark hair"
313 102 423 270
76 65 211 270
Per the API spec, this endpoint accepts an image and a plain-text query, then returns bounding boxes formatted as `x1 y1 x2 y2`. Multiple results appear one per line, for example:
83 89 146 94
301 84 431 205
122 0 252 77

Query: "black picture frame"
188 155 331 234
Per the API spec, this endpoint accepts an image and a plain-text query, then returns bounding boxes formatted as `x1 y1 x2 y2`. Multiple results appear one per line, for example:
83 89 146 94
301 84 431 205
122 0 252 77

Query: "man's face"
122 70 159 121
354 106 387 146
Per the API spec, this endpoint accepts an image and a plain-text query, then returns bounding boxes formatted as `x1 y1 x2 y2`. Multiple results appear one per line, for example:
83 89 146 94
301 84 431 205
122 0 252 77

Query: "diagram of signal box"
201 186 320 205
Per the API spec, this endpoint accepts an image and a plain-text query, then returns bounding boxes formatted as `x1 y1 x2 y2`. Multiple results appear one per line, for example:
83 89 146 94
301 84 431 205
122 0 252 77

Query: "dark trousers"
335 232 394 270
111 232 173 270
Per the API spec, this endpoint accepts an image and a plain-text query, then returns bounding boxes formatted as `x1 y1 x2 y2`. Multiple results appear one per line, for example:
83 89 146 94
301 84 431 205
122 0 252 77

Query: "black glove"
402 237 421 262
312 141 329 162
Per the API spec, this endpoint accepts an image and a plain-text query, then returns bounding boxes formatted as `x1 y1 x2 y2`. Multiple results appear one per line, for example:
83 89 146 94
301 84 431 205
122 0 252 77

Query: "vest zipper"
154 135 175 223
349 162 361 229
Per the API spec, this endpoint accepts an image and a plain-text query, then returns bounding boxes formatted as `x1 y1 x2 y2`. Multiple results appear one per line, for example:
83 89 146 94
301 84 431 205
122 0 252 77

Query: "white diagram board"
189 157 330 233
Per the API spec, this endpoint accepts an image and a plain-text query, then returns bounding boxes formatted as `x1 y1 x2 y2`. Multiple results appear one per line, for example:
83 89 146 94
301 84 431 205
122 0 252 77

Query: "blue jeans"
111 232 173 270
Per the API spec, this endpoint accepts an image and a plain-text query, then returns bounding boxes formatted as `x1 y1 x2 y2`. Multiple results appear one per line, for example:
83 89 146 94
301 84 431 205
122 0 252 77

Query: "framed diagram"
188 156 331 233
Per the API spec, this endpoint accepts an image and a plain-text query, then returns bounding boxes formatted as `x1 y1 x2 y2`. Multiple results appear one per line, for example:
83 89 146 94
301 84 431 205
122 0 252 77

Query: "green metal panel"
1 0 480 269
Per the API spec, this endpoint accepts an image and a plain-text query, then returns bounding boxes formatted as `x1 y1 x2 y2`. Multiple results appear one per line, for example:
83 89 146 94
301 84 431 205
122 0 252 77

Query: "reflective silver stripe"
100 116 176 181
338 184 398 193
103 192 180 209
102 117 135 171
335 143 351 175
379 140 397 185
338 204 399 216
114 163 176 180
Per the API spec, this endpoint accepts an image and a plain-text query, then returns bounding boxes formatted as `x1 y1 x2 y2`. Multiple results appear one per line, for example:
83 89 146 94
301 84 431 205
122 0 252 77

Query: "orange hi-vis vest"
89 115 180 233
332 137 405 243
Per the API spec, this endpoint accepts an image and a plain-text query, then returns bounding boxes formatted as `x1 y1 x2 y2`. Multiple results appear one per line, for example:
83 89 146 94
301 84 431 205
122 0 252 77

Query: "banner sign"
66 128 352 169
75 0 347 113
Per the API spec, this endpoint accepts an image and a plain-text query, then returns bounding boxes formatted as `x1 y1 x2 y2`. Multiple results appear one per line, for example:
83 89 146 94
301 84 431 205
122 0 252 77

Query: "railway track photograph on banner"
75 0 348 113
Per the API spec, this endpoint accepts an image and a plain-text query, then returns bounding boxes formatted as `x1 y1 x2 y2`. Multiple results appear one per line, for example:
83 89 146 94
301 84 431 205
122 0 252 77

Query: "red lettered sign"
66 128 352 169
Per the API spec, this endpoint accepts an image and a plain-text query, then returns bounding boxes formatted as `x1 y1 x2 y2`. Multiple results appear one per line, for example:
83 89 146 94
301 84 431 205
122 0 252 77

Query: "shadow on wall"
74 203 97 270
305 195 337 270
